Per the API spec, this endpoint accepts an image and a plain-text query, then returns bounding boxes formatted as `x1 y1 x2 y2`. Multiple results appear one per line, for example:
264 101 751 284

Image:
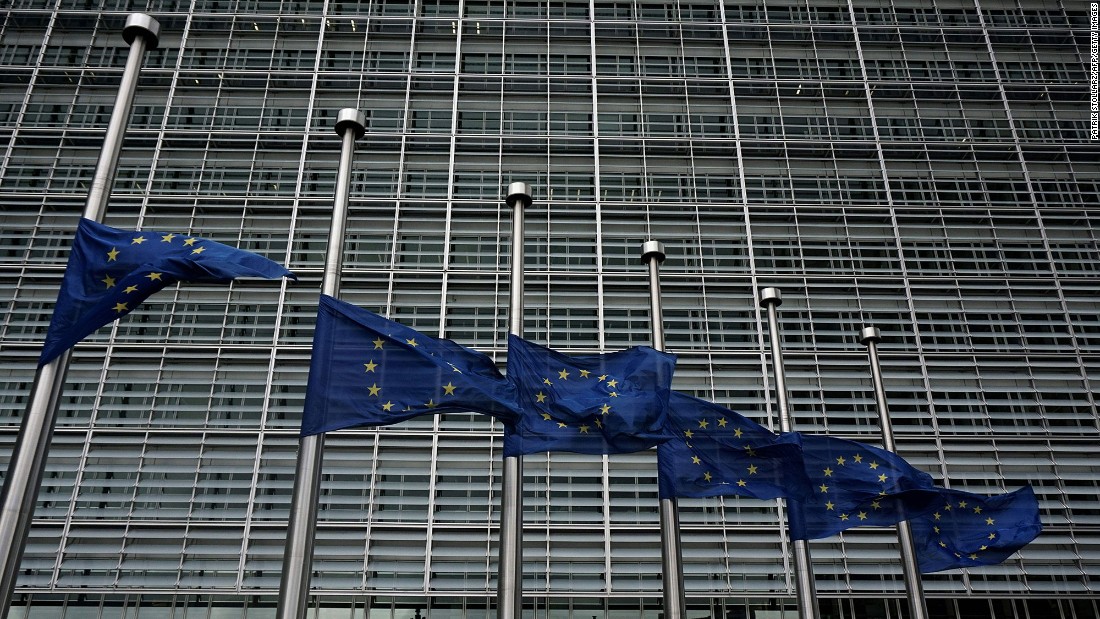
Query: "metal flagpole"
497 182 531 619
0 14 160 618
275 109 365 619
860 326 929 619
759 288 820 619
641 241 686 619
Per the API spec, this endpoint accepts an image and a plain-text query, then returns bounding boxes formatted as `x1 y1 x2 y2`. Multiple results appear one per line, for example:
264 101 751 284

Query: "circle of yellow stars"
682 414 763 488
816 452 890 522
930 499 999 562
99 233 206 314
533 367 617 436
360 334 464 414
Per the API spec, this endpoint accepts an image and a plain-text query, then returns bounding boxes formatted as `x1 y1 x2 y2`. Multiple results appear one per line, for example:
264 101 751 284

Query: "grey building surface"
1 0 1098 617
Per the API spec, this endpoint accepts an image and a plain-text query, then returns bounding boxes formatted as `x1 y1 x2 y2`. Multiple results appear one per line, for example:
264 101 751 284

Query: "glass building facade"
1 0 1098 617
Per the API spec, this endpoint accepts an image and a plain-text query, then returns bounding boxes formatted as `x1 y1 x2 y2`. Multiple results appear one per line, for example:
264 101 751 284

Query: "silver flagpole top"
335 108 366 138
860 326 881 344
640 240 666 263
123 13 161 49
759 287 782 306
506 182 532 208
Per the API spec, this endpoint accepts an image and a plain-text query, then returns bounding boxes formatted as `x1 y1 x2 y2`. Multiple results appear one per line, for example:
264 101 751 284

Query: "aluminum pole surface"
641 241 686 619
497 182 531 619
860 327 929 619
0 15 160 618
275 109 365 619
760 288 820 619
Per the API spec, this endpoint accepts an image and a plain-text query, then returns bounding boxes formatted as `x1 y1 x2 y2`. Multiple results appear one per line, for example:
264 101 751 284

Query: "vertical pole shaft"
0 15 160 618
642 241 685 619
276 109 365 619
497 182 531 619
759 288 820 619
860 327 929 619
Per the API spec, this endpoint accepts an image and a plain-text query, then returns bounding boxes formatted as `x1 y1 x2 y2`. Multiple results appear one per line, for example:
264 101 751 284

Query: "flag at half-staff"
787 433 941 540
40 217 296 365
502 335 676 456
910 485 1042 573
300 294 520 435
657 391 810 501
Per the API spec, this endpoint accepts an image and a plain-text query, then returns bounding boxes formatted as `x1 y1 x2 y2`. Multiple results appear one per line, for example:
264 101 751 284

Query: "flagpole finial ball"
860 326 881 344
506 183 532 208
335 109 366 139
123 13 160 49
640 240 666 264
759 287 782 306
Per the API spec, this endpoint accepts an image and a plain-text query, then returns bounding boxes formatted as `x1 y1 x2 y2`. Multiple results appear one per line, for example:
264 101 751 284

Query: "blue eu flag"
40 218 296 365
301 295 519 435
910 485 1042 573
787 434 939 540
657 392 809 501
502 336 675 456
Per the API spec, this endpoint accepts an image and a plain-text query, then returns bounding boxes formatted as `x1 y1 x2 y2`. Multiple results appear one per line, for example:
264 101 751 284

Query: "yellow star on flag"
113 302 127 313
443 382 456 395
106 247 120 261
131 236 146 244
102 275 116 288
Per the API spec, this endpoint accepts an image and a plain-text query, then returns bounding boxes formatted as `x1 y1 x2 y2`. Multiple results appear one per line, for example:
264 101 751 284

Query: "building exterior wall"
0 0 1097 617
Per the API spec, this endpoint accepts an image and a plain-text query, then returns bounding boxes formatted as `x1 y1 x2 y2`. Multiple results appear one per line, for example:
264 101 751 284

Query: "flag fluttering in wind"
910 485 1042 573
787 434 940 540
301 295 519 436
40 218 296 365
502 335 675 456
657 392 809 501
